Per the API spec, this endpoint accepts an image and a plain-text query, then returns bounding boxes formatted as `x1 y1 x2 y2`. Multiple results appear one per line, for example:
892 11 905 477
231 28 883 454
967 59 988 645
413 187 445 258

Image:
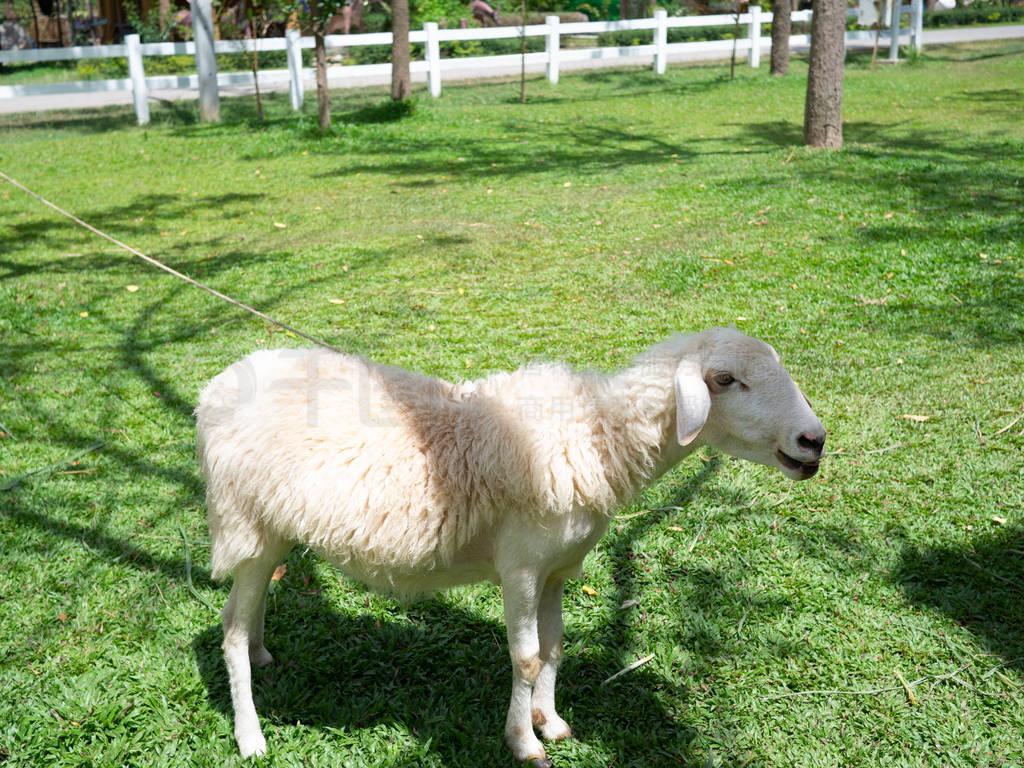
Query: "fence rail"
0 5 923 123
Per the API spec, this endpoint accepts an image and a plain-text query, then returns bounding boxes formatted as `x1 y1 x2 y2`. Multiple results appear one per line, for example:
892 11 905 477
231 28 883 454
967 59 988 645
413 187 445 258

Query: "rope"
178 525 219 613
0 170 343 354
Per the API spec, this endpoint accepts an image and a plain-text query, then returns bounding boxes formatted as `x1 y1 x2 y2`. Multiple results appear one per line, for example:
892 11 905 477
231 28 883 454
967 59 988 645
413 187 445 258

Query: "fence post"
191 0 220 122
546 15 560 85
747 5 761 68
653 8 667 74
888 0 900 61
425 22 442 98
126 34 150 126
286 28 303 110
911 0 922 53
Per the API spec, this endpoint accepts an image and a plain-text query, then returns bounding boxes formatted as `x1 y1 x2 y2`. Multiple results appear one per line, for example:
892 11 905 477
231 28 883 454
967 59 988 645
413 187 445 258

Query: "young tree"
729 0 744 79
239 0 292 121
391 0 411 100
308 0 333 128
770 0 791 75
803 0 845 148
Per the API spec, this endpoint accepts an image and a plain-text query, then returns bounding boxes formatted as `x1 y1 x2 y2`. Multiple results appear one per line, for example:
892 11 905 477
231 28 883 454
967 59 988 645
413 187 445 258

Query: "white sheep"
195 327 826 766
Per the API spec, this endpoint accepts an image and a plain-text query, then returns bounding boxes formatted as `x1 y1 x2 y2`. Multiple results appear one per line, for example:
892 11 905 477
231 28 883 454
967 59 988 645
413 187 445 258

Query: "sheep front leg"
531 579 572 742
502 569 551 766
221 543 289 758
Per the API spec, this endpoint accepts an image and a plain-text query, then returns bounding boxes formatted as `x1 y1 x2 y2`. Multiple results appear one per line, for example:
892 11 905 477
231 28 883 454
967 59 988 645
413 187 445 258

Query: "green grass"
1 41 1023 768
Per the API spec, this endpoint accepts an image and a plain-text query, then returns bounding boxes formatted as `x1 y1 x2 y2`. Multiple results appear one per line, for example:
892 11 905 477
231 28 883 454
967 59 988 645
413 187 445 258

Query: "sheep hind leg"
247 580 275 668
221 537 291 758
531 579 572 743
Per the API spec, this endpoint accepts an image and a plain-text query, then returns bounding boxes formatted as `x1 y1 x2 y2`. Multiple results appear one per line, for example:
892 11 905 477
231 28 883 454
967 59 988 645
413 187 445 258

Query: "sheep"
195 326 826 765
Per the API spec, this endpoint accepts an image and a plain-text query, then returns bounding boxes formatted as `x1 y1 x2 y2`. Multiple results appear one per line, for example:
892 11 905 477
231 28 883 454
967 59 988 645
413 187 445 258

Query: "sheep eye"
712 372 735 387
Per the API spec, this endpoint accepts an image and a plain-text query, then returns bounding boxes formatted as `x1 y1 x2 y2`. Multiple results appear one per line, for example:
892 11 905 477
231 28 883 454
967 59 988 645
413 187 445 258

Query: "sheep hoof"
250 647 275 667
526 759 554 768
539 715 573 742
235 729 267 758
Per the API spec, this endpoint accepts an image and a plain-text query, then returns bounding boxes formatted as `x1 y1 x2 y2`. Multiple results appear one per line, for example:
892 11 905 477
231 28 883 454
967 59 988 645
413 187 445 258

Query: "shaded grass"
1 40 1023 767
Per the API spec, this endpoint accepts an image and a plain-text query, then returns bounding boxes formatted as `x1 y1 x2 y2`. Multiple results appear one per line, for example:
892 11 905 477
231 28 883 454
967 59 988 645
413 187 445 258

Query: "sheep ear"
673 360 710 446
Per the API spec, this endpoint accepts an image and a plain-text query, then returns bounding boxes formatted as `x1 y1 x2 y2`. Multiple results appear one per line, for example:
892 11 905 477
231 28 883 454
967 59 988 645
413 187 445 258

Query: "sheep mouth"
775 449 820 478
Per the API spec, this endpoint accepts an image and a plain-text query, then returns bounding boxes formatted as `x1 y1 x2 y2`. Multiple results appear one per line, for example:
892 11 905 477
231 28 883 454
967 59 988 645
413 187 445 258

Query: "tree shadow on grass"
334 98 418 124
0 190 265 277
304 117 708 184
952 87 1024 119
0 102 139 134
893 525 1024 670
915 39 1024 63
718 118 1024 349
0 487 215 584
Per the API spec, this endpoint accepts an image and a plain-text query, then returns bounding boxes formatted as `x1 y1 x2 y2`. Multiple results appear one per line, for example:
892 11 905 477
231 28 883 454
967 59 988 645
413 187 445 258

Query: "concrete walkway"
1 23 1021 116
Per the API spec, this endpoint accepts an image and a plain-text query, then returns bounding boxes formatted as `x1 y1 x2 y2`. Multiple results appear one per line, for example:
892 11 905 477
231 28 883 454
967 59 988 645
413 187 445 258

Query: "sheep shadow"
893 524 1024 669
192 547 701 766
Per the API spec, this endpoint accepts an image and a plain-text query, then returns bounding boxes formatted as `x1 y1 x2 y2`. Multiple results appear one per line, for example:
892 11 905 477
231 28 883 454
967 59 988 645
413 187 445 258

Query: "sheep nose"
798 430 826 456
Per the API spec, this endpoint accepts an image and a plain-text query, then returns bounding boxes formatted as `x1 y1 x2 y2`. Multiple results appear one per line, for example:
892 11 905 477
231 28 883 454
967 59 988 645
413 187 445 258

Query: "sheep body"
198 343 674 595
197 328 826 763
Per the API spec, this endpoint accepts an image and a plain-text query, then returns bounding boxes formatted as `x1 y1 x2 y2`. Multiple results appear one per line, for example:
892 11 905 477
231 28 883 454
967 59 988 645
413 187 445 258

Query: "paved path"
1 24 1021 116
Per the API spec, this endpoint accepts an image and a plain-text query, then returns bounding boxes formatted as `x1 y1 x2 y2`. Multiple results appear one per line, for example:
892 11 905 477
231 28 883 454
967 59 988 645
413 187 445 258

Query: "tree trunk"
314 31 331 129
770 0 791 75
803 0 845 149
391 0 411 101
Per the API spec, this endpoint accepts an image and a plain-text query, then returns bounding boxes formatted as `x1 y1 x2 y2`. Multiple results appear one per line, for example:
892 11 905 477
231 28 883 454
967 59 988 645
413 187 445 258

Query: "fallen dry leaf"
581 585 598 596
327 298 345 305
273 222 286 229
271 564 287 582
900 414 931 422
126 285 140 293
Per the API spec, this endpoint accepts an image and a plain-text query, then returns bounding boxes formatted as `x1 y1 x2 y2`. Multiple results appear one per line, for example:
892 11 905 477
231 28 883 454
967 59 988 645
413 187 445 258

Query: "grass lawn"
1 40 1022 768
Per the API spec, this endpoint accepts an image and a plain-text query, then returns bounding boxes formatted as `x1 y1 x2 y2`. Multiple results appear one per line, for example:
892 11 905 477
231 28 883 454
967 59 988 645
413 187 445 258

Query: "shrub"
74 57 128 78
923 2 1024 27
412 0 467 26
596 19 811 47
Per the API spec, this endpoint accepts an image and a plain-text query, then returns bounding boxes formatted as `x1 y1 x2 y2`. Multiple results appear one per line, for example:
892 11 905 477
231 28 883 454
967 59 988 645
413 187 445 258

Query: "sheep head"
673 327 825 480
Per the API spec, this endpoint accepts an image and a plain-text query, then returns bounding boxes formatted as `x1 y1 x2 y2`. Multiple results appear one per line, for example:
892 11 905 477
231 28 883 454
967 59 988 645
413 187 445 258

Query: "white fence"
0 5 922 124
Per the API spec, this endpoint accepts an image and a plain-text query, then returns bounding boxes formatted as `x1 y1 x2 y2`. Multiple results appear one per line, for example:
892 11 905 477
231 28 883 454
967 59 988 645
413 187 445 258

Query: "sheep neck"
588 355 691 504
